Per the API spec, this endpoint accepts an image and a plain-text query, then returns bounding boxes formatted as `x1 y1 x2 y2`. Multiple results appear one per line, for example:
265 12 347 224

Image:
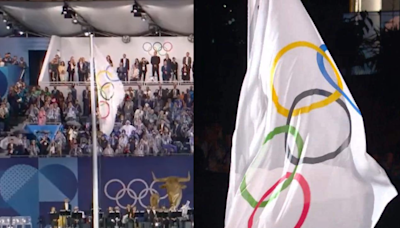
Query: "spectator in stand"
131 58 140 81
139 57 149 81
78 57 88 81
120 54 130 77
0 58 4 67
39 133 50 155
182 64 190 81
106 55 114 67
59 61 66 81
11 56 18 65
82 86 90 116
27 140 39 157
49 57 60 81
117 62 128 81
182 52 192 75
3 53 12 65
171 57 178 81
27 103 39 123
0 102 9 131
103 143 114 156
38 107 47 125
161 60 170 82
19 57 27 69
151 51 161 81
67 57 76 81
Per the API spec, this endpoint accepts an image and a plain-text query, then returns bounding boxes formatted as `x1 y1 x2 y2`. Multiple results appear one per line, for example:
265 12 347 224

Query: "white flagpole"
89 34 100 228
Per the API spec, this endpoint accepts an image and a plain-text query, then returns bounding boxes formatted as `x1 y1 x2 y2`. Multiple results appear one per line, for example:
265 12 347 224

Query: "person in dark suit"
171 57 178 81
77 58 88 81
117 62 128 81
169 84 180 100
161 60 171 82
150 51 161 81
164 54 172 74
67 57 76 81
82 86 89 116
120 54 130 74
139 58 149 81
6 138 16 155
182 52 192 75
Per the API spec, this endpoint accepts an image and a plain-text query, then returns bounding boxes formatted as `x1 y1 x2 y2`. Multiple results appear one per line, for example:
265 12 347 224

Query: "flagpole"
89 34 100 228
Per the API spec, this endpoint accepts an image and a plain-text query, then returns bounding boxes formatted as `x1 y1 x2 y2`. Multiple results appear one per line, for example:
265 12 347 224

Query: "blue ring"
104 65 120 82
317 44 361 115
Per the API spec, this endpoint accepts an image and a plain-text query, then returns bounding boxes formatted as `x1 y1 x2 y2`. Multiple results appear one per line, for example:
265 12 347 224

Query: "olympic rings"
163 42 173 52
247 172 311 228
285 89 352 165
153 42 163 51
104 179 168 209
96 66 119 83
270 41 343 117
143 42 152 52
100 82 115 101
142 42 173 56
240 125 304 208
317 45 361 115
99 101 110 119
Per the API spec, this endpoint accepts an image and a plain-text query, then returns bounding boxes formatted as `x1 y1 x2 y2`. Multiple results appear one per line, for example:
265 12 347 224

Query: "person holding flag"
225 0 397 228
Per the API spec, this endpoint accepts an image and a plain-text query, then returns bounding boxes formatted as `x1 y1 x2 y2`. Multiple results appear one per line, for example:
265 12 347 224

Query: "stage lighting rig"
61 2 74 19
131 2 144 17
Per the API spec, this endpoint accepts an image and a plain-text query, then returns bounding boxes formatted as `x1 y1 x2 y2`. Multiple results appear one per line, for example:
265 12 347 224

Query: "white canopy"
0 0 193 37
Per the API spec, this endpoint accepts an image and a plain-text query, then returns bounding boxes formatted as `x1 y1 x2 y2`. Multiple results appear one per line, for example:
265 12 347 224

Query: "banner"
99 156 194 210
25 125 62 140
0 156 193 228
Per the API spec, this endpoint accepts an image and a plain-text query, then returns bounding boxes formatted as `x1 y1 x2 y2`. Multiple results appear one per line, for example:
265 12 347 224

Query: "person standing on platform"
151 51 161 81
139 58 149 81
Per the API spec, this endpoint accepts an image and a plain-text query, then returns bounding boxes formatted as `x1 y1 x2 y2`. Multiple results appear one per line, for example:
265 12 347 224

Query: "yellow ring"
270 41 343 117
96 70 116 90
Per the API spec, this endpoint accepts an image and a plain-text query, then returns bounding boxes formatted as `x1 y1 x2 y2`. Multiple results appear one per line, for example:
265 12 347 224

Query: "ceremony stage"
0 156 193 228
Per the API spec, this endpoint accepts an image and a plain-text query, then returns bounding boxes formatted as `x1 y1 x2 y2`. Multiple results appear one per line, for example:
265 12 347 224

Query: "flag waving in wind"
94 46 125 135
225 1 397 228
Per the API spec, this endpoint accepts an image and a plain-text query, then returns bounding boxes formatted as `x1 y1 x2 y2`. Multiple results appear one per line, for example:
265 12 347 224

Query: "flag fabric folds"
94 45 125 135
225 1 397 228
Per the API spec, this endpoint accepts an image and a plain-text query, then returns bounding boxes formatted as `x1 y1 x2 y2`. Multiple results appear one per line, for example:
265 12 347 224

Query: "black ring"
100 82 115 101
284 89 352 165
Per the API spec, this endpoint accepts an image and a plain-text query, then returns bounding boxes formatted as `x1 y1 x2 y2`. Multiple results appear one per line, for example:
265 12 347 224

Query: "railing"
0 153 193 158
39 80 194 87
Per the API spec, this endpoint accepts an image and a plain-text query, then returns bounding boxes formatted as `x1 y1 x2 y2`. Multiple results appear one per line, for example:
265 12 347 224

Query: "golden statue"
150 193 160 208
152 171 191 209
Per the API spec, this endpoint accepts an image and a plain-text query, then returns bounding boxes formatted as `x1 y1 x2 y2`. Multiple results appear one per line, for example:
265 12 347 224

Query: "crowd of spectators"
0 80 194 157
49 51 193 83
0 52 28 68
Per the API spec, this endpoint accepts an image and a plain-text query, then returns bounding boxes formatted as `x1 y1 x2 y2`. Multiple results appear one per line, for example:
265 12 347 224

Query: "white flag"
225 1 397 228
94 46 125 135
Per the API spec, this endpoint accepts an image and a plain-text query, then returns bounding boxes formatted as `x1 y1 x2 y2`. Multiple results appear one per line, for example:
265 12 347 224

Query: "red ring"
248 172 311 228
163 42 173 52
99 101 110 119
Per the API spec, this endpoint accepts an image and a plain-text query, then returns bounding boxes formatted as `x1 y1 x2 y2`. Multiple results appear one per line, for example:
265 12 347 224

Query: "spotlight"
84 32 91 36
6 23 11 29
72 18 78 24
19 31 24 35
131 4 139 13
2 19 6 23
141 15 146 21
62 3 69 14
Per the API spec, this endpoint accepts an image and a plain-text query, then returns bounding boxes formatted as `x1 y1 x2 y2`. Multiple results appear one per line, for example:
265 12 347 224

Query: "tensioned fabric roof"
0 0 193 37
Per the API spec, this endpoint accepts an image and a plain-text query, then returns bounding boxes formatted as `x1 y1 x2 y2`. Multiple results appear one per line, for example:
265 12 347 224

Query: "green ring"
240 125 304 208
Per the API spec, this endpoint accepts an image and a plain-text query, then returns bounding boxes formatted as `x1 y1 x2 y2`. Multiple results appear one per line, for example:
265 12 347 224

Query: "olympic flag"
94 45 125 135
225 1 397 228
